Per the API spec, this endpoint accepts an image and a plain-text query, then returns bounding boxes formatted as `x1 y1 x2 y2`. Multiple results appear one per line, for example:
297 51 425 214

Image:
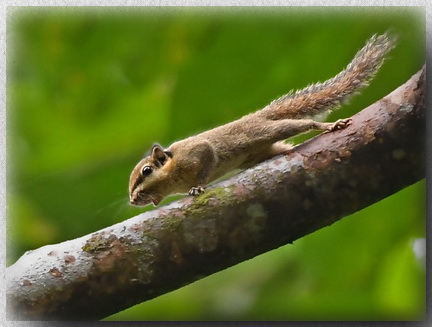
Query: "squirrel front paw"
327 118 352 132
189 186 205 196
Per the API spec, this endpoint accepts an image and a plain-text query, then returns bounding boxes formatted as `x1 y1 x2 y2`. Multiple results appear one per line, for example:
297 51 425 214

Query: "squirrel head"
129 144 173 206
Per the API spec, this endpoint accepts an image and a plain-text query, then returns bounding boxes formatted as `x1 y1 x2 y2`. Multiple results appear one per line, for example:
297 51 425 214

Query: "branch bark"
6 67 426 320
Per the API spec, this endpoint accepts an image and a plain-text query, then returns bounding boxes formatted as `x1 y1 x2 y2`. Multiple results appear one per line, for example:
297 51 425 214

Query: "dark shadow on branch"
6 67 426 320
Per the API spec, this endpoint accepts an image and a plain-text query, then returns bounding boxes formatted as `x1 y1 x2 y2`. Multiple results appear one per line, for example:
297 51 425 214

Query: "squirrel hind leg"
239 142 292 170
268 141 293 156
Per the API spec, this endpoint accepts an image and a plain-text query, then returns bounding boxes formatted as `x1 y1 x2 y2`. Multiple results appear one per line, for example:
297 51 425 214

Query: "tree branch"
6 67 426 320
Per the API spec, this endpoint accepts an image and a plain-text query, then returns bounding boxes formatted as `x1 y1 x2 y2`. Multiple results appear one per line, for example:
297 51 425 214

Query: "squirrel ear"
151 144 169 166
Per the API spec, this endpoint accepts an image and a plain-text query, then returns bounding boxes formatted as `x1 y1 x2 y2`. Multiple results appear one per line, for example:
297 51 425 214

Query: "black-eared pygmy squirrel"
129 33 395 206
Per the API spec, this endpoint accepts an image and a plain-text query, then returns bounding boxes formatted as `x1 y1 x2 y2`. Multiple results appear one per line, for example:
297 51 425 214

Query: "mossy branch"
6 67 425 320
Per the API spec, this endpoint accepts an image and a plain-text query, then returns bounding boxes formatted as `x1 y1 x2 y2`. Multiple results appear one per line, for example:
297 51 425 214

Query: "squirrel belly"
129 33 395 206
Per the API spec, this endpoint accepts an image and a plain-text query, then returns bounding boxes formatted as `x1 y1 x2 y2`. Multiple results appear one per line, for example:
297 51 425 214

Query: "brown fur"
129 33 395 206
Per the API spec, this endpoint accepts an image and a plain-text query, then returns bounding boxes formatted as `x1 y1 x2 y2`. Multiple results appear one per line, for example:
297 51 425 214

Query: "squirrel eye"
141 166 153 176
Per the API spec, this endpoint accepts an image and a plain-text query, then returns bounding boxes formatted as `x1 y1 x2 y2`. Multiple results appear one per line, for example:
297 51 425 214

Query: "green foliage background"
7 7 425 321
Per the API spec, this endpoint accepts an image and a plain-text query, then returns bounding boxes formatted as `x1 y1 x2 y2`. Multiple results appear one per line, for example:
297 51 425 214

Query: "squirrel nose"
129 195 138 205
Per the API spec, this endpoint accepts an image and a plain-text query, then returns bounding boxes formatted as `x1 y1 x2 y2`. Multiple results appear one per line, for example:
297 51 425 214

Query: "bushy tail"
261 33 396 120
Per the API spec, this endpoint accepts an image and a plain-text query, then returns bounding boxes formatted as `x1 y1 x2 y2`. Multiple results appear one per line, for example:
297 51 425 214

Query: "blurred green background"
7 7 425 321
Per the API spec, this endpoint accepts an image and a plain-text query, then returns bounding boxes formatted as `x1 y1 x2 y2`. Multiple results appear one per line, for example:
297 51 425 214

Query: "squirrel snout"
129 193 142 206
130 192 159 206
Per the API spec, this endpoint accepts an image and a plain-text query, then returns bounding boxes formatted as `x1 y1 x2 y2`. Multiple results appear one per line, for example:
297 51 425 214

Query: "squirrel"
129 33 395 206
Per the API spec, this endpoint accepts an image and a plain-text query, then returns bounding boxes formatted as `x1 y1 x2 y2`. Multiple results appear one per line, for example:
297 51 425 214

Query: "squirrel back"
259 33 395 120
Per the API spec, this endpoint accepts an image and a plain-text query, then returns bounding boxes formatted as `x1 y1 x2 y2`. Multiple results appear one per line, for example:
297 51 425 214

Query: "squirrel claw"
327 118 352 132
189 186 205 196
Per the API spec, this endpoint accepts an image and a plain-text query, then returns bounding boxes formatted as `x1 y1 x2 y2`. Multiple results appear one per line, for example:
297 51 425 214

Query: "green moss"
82 233 117 253
183 186 232 216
